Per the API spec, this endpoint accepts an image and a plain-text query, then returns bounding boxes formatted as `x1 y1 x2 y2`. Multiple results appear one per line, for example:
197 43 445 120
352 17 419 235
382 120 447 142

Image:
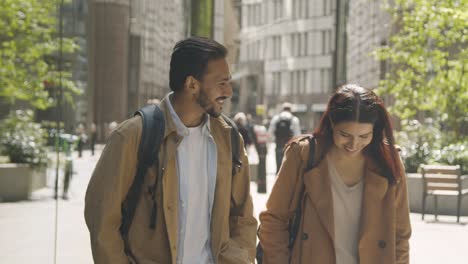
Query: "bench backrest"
421 164 462 192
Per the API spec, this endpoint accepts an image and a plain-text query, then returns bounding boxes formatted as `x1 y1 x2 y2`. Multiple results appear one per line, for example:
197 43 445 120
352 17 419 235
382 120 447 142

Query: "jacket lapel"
304 158 335 244
358 159 389 247
162 157 179 263
159 97 182 263
208 117 232 258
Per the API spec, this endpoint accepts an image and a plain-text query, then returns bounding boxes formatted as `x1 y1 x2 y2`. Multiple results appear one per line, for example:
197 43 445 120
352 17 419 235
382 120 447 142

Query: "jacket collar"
304 155 389 245
160 93 212 138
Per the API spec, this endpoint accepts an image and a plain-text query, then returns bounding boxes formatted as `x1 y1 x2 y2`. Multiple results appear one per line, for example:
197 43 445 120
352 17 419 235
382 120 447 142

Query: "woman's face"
331 121 374 157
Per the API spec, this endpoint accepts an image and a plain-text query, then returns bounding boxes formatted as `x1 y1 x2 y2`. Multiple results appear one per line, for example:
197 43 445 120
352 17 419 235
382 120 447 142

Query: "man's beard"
196 88 221 118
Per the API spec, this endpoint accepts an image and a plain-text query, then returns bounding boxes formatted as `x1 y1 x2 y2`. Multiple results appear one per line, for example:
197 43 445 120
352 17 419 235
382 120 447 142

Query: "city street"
1 144 467 263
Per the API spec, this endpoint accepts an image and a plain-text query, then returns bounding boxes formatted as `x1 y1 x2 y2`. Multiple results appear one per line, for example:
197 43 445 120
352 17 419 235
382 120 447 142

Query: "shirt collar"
165 92 212 137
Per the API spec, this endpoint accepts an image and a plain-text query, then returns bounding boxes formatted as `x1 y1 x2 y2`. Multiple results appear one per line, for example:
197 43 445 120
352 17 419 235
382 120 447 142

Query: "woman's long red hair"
312 84 404 183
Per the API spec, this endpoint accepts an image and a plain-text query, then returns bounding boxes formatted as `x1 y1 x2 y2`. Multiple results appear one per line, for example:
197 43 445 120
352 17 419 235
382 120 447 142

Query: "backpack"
274 117 293 145
256 135 316 264
119 104 242 259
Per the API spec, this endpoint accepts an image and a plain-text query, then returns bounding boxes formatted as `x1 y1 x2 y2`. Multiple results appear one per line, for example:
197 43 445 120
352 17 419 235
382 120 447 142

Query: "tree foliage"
0 0 79 110
375 0 467 140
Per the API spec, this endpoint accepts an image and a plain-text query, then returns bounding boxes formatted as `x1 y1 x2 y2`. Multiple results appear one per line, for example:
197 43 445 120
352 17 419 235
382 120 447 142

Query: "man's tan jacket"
84 98 257 264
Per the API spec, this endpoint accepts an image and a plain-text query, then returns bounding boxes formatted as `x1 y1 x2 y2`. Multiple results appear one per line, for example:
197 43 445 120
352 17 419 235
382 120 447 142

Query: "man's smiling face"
195 58 233 118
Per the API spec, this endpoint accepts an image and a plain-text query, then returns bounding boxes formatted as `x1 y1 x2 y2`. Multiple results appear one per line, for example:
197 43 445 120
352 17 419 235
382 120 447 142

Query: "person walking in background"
268 102 301 172
76 123 87 158
234 112 254 147
84 37 257 264
258 84 411 263
89 123 97 156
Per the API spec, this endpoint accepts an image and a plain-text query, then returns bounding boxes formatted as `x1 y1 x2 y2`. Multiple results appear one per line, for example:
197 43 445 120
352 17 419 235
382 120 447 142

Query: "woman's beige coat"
259 137 411 264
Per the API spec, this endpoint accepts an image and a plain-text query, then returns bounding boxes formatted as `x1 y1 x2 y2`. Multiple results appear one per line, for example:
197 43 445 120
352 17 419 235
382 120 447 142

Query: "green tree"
375 0 467 141
0 0 79 110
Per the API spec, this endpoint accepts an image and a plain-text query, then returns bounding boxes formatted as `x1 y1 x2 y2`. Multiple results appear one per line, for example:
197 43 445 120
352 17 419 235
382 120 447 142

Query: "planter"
0 164 47 202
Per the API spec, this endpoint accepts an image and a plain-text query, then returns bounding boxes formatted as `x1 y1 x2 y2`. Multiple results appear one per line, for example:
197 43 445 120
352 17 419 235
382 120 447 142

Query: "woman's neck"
328 145 365 163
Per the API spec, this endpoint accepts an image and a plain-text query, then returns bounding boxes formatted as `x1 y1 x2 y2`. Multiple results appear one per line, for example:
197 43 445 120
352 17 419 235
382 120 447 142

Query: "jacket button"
378 240 386 249
301 233 309 240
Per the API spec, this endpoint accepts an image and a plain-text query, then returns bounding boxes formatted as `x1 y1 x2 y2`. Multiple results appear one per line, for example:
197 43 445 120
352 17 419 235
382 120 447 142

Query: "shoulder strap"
304 136 316 172
221 114 242 176
136 104 165 167
288 135 315 249
119 104 165 259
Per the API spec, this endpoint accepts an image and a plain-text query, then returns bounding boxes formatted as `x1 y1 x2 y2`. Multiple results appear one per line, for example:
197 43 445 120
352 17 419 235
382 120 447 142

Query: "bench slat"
424 175 459 183
426 185 459 191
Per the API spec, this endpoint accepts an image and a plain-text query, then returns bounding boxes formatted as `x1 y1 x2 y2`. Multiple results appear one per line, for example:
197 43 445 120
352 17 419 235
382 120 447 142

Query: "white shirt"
166 93 216 264
327 157 363 264
177 125 211 264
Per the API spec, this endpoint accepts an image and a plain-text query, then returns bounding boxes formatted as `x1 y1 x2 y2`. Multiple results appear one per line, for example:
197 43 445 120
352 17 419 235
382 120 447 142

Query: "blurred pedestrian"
105 121 118 140
258 84 411 263
268 102 301 172
76 123 87 158
89 123 97 156
234 112 253 147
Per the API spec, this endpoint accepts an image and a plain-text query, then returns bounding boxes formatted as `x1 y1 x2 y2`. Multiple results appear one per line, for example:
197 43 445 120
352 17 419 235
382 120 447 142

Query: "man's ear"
184 76 200 94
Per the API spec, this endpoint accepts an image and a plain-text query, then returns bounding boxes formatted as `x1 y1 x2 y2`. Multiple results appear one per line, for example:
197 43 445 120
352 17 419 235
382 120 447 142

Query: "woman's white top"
327 156 364 264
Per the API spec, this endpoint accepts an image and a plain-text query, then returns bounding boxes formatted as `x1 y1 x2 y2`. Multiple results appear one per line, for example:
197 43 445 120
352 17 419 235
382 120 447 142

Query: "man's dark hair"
169 36 227 92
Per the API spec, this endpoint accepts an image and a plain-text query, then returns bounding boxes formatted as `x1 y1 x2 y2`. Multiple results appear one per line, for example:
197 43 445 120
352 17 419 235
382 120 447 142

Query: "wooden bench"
421 164 468 222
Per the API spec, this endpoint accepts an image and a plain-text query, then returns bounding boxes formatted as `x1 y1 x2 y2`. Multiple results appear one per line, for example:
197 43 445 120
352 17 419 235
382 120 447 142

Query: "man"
84 37 257 264
268 102 301 172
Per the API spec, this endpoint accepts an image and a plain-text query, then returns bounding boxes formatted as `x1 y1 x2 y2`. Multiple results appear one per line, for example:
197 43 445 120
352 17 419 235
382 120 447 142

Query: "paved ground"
1 144 467 263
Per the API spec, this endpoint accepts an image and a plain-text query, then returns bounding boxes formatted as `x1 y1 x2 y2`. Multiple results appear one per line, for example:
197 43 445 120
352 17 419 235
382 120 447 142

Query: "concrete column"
87 0 130 141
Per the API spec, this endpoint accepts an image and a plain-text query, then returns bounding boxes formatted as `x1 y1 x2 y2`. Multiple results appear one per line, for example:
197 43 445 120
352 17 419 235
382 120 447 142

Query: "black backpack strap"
288 135 315 249
119 104 165 259
304 136 316 172
221 114 242 176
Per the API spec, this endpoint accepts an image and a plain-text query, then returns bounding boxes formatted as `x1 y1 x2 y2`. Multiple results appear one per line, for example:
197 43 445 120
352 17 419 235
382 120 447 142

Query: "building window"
300 70 306 94
324 0 331 16
255 3 261 25
308 0 317 17
294 0 308 19
306 70 313 94
321 69 331 92
266 73 273 95
292 0 297 18
273 72 282 95
272 36 282 59
290 71 296 95
259 39 264 60
303 0 309 18
291 33 297 57
300 32 308 56
273 0 283 20
322 30 332 54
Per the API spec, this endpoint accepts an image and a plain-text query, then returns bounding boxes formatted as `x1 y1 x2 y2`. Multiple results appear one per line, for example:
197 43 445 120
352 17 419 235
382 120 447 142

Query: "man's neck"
170 92 205 127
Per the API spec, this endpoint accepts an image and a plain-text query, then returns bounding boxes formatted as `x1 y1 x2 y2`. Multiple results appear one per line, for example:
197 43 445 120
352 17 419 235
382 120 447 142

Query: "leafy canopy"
375 0 467 139
0 0 79 109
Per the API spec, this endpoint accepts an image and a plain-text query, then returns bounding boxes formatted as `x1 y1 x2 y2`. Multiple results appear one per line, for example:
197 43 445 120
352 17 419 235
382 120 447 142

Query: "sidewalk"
1 144 467 263
0 148 100 264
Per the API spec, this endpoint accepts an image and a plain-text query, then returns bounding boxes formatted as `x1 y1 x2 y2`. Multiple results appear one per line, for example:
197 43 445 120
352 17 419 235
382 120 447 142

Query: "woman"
258 84 411 264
